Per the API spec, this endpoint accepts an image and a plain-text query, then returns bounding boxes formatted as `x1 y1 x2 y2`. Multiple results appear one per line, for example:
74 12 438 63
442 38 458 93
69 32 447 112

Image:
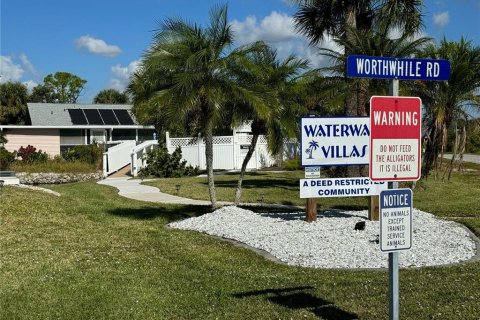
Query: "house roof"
27 103 140 127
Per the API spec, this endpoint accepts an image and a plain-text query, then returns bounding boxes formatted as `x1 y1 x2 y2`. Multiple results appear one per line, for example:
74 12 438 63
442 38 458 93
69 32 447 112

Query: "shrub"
62 144 103 166
0 131 7 146
0 147 15 170
11 160 97 173
16 145 48 163
284 158 300 171
466 129 480 154
139 146 199 178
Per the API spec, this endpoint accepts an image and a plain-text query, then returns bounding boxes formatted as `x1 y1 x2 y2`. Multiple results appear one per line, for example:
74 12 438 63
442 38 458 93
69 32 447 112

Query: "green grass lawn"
0 168 479 319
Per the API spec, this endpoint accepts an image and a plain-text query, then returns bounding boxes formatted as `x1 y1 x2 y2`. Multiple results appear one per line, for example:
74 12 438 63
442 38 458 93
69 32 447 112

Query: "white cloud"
387 27 429 44
19 54 38 76
22 80 38 92
0 55 25 83
231 11 297 45
74 35 121 57
109 59 141 90
387 27 403 40
230 11 340 68
433 11 449 27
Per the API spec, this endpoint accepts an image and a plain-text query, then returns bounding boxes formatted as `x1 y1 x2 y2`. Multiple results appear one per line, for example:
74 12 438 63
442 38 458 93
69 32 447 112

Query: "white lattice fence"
166 132 296 170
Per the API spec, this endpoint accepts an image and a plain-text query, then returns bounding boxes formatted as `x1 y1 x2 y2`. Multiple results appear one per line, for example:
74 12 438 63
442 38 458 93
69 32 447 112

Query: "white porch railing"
130 140 158 177
102 140 137 177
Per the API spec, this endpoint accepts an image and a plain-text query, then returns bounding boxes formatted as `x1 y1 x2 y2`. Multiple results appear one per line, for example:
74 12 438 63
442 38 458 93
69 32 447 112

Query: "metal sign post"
389 250 399 320
347 55 450 320
381 187 414 320
389 80 400 320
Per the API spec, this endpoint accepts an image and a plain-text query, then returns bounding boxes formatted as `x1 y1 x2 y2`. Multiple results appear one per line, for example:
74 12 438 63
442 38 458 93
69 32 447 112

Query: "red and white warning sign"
370 96 422 181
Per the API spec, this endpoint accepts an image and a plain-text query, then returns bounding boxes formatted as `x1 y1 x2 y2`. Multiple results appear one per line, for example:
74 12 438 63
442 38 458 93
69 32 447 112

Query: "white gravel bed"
169 206 477 269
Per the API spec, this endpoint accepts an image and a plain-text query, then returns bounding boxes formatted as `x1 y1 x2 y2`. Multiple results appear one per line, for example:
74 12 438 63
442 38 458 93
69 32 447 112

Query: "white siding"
5 129 60 156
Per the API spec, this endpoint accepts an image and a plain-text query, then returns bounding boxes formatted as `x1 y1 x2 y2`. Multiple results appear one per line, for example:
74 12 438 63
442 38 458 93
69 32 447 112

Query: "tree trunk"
277 141 285 168
457 126 467 172
204 117 217 208
344 5 359 178
443 125 458 181
357 78 370 177
439 123 448 170
356 79 369 117
422 123 442 178
234 133 260 205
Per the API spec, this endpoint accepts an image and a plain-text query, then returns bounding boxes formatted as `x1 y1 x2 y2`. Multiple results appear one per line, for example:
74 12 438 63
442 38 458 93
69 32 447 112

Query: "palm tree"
301 21 430 178
128 5 269 208
293 0 424 178
230 46 309 205
293 0 423 45
318 25 431 115
293 0 424 116
409 38 480 178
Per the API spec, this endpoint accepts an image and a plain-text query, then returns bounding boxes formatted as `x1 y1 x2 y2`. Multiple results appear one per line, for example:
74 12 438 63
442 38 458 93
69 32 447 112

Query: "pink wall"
4 129 60 157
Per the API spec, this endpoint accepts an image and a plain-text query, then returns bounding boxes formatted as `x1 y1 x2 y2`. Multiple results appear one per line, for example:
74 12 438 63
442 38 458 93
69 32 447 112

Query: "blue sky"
1 0 479 103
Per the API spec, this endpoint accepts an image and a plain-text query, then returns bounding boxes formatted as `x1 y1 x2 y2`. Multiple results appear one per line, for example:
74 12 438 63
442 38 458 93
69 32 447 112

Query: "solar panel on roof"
83 109 104 125
98 109 119 125
68 109 88 125
113 109 135 125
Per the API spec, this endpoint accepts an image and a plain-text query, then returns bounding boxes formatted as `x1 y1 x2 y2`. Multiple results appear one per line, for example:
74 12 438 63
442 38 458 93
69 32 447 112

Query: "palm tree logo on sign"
305 140 319 159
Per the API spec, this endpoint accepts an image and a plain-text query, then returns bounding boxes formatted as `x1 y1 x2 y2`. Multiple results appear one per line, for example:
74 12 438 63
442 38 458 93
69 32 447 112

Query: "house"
0 103 155 157
1 103 296 177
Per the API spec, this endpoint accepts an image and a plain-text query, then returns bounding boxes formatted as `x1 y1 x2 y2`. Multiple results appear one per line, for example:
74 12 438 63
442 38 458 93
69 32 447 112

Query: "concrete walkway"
98 177 303 210
98 177 212 205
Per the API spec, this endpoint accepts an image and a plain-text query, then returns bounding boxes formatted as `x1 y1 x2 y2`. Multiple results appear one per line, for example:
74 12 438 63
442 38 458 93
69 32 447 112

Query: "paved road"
444 154 480 164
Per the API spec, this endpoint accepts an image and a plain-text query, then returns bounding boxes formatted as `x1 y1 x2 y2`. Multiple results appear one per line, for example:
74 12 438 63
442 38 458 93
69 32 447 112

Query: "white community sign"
300 177 387 198
301 117 370 167
299 116 390 198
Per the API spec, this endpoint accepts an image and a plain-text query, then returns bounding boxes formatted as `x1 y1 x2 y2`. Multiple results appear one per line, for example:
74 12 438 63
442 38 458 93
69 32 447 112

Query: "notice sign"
301 117 370 166
305 166 320 179
380 189 413 252
370 96 422 181
300 177 387 198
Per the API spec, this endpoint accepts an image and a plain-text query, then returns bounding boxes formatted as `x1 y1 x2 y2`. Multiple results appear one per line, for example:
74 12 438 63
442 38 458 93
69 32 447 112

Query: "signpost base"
306 198 317 222
368 196 380 220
